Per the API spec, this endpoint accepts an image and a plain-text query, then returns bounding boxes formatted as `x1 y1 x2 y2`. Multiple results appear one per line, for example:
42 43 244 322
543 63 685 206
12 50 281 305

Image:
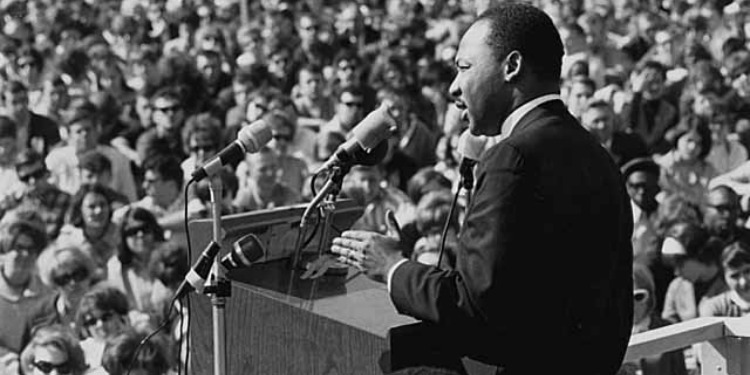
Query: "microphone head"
457 130 488 162
350 103 396 151
221 234 265 270
237 120 273 153
349 139 389 168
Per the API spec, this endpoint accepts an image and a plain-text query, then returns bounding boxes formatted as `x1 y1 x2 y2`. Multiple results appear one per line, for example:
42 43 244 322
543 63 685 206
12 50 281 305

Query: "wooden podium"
187 201 416 374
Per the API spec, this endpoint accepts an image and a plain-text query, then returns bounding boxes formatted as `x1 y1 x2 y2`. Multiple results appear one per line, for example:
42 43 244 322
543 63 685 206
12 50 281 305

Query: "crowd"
2 0 750 373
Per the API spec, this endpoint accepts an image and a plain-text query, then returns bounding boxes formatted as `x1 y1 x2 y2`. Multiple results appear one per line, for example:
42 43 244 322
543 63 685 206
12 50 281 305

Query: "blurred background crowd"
3 0 750 373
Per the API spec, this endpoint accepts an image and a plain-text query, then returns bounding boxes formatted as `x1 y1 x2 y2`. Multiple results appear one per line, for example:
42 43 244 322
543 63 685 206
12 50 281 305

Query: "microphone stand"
291 166 346 271
205 176 230 375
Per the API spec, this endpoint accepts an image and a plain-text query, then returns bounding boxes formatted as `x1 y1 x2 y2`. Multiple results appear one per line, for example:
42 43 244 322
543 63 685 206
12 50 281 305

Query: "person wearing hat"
623 157 661 267
6 149 72 242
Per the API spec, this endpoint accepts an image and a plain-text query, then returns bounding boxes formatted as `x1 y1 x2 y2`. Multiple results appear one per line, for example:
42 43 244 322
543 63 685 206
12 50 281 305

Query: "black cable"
437 178 463 268
310 170 324 197
126 297 178 375
181 179 195 375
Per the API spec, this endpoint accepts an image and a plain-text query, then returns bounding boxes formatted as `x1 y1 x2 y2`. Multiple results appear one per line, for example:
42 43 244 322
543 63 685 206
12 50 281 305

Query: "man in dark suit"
332 3 633 374
581 99 649 166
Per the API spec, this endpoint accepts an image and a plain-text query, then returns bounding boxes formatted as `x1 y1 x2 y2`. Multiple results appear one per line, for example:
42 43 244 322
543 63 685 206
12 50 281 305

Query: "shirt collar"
499 94 562 138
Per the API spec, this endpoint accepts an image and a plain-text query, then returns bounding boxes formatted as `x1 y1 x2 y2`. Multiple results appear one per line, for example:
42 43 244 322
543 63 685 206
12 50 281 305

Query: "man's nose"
448 77 460 99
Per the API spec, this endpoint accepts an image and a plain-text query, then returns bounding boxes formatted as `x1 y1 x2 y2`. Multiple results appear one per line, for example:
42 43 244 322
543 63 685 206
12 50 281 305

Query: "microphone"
221 233 265 270
174 234 266 299
314 103 396 173
174 240 222 299
191 120 273 182
457 130 488 190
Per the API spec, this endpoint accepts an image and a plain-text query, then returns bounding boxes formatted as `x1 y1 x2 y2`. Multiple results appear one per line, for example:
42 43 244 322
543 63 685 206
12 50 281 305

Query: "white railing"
625 317 750 374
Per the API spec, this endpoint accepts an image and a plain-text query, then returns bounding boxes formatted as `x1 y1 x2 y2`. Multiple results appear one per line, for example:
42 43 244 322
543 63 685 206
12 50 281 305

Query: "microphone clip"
203 278 231 298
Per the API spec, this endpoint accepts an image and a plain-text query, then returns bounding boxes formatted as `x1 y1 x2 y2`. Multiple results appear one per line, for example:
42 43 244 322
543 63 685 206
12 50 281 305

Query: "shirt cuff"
387 258 409 294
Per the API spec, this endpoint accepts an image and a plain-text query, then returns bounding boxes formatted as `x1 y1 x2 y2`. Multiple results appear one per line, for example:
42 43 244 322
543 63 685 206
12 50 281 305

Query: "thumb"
385 209 403 241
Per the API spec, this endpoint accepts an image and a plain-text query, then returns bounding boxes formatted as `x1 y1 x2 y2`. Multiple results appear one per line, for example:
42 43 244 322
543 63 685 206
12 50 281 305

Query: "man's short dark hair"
476 3 564 81
143 154 184 188
79 150 112 174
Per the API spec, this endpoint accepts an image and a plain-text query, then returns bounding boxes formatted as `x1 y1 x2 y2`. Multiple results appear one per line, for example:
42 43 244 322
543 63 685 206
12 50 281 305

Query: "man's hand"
331 210 406 283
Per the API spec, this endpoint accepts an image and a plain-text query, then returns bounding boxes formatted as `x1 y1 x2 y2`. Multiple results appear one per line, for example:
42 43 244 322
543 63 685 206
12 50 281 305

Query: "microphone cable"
437 174 464 269
126 179 196 375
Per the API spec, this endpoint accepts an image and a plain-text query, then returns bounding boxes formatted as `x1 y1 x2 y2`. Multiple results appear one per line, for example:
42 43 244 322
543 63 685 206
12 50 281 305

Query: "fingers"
330 244 366 262
339 230 375 240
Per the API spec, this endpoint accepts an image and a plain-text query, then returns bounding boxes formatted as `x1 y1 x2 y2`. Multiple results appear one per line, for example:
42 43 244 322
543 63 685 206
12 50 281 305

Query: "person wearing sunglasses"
36 246 96 329
136 87 187 165
0 211 49 372
266 111 309 195
619 263 687 375
661 222 727 323
7 150 73 242
179 113 223 183
19 324 87 375
74 285 130 373
321 85 366 136
107 207 165 321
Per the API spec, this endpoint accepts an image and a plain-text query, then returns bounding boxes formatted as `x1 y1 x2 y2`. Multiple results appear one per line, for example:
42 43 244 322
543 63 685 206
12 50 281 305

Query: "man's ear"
504 51 522 82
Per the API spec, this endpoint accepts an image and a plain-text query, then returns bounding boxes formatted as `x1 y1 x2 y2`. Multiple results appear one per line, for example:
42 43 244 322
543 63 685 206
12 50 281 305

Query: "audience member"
655 116 717 206
8 150 72 241
623 158 661 267
661 223 727 323
234 147 301 211
2 80 60 157
581 100 648 166
19 325 87 375
107 207 167 322
700 241 750 317
35 246 97 329
74 285 131 372
0 211 50 366
56 184 119 274
101 330 171 375
45 99 138 202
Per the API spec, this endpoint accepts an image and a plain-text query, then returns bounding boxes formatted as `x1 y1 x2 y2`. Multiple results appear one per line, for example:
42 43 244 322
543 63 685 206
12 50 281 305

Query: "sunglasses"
191 145 216 153
52 268 89 286
272 134 293 141
342 101 364 108
124 224 151 237
83 311 117 327
154 105 180 114
32 360 72 374
18 169 46 183
633 289 649 303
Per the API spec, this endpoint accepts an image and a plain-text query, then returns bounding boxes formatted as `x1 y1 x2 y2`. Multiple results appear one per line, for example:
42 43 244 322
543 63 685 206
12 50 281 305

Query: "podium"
187 200 416 374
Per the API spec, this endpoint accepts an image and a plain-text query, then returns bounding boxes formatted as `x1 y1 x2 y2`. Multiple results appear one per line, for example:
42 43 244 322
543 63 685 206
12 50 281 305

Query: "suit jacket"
390 100 634 374
619 93 678 154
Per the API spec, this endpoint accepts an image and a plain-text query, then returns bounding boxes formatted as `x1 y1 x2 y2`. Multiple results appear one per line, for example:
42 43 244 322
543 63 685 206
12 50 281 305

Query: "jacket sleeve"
390 141 527 327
